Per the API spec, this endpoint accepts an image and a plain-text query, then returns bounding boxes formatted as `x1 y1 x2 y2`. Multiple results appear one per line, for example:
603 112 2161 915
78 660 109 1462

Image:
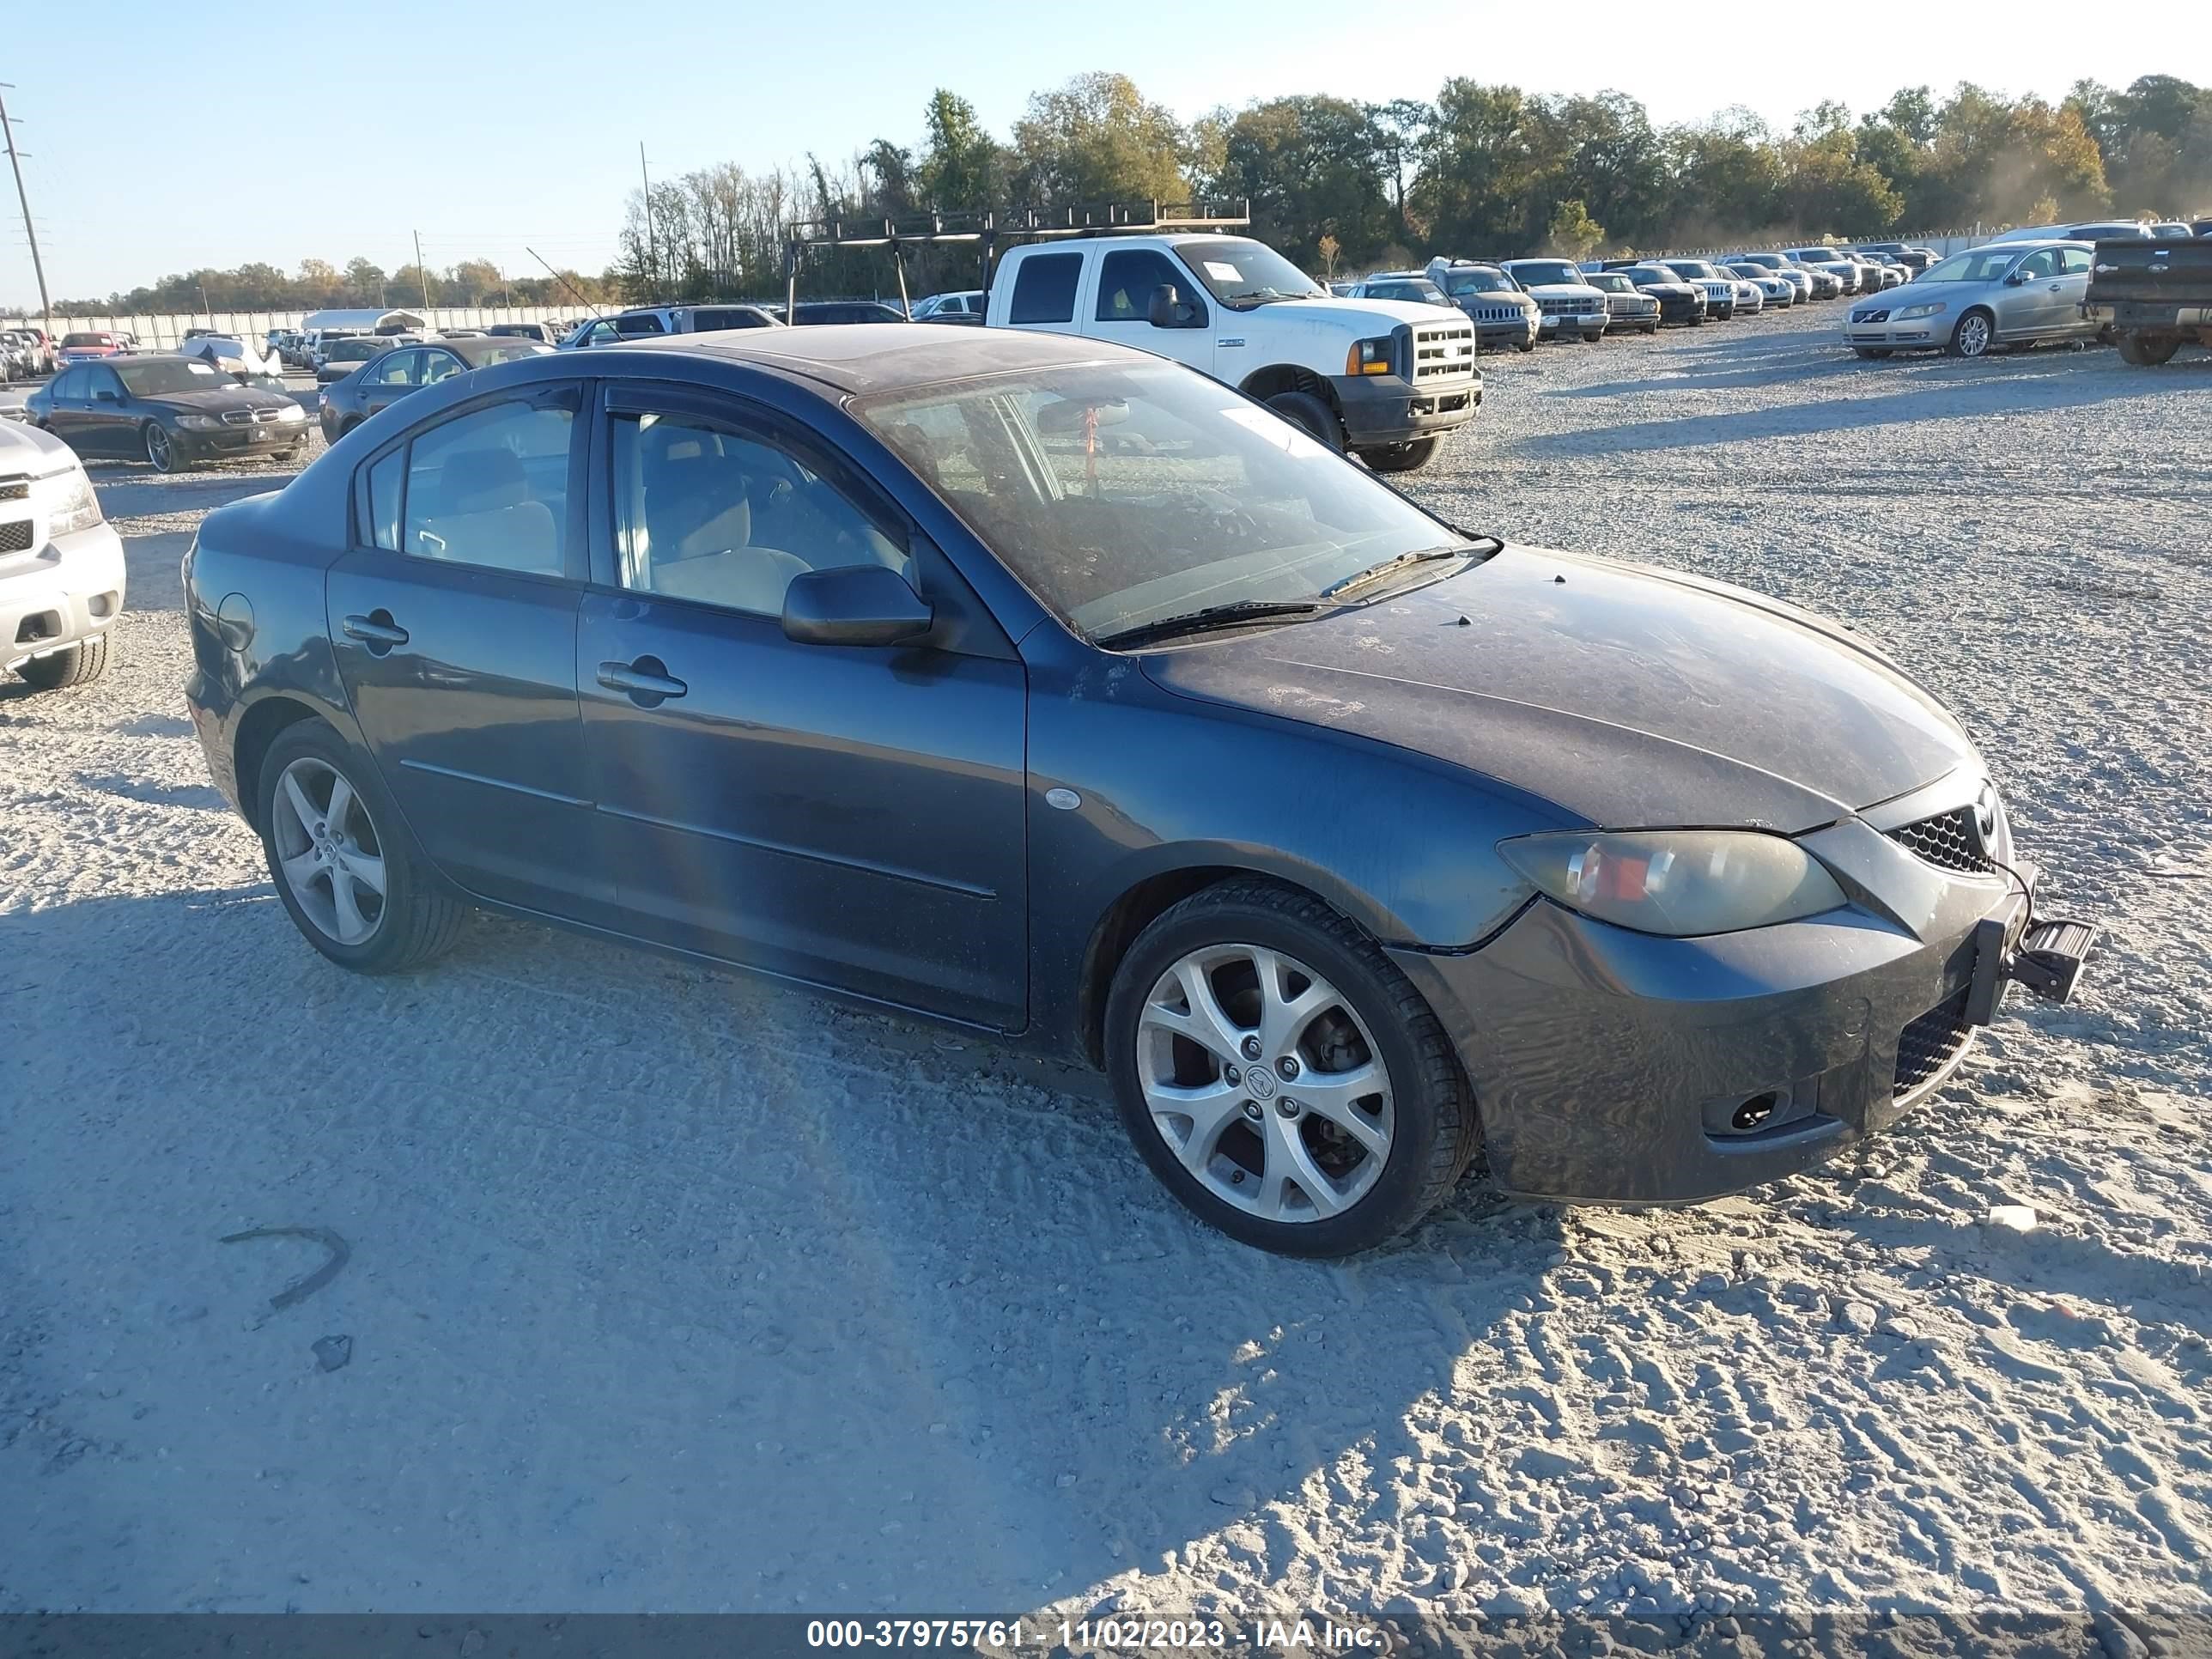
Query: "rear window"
1007 253 1083 325
690 308 770 331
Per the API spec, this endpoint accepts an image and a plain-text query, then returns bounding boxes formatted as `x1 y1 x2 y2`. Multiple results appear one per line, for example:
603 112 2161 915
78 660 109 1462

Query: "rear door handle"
341 613 409 647
596 657 687 702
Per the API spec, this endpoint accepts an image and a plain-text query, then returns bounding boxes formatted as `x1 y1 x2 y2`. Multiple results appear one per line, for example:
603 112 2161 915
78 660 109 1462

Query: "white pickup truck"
985 234 1480 472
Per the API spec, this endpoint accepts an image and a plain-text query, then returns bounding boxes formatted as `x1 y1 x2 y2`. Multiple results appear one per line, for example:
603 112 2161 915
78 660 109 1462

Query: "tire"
1688 314 1705 326
1643 321 1659 335
15 632 111 690
1581 331 1604 344
2114 331 2180 366
1356 436 1440 474
256 720 466 974
1103 878 1480 1256
1516 340 1535 353
143 422 184 473
1264 390 1343 453
1854 349 1893 359
1947 309 1995 358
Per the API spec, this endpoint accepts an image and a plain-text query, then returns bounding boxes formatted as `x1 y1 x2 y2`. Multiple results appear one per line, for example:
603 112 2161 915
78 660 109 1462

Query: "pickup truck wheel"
2114 331 2180 366
15 633 111 690
257 721 467 974
1356 437 1440 474
1948 309 1995 358
1104 878 1479 1256
1516 340 1536 353
1265 391 1343 453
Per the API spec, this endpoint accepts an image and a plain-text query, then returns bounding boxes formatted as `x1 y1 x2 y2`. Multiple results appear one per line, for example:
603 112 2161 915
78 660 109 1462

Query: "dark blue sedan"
182 325 2092 1254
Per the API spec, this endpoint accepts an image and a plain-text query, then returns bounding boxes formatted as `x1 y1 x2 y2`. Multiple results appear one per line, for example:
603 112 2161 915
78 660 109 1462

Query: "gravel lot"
3 311 2209 1650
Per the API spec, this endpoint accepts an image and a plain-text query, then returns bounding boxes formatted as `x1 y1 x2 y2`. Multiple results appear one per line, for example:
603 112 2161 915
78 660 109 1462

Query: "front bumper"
2 521 126 671
1388 806 2094 1204
1331 371 1480 447
174 419 307 459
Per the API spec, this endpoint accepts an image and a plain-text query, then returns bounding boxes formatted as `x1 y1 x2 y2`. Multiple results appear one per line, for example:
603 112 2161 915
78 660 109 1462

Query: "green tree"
1011 72 1188 205
1547 198 1606 258
916 89 1003 210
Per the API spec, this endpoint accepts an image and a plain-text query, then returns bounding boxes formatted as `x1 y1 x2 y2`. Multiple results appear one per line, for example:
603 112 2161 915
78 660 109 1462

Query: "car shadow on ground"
1516 351 2212 459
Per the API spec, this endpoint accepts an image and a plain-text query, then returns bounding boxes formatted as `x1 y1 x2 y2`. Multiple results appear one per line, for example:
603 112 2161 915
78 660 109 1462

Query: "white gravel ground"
3 311 2209 1651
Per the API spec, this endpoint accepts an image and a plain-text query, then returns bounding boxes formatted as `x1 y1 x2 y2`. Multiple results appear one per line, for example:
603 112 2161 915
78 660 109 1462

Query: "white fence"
0 304 580 349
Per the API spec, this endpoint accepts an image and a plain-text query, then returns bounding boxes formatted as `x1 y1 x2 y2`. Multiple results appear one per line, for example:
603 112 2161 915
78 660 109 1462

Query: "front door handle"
597 657 687 703
341 612 409 647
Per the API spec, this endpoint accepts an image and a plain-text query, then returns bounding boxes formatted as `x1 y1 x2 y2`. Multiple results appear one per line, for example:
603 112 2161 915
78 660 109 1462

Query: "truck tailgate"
2087 238 2212 306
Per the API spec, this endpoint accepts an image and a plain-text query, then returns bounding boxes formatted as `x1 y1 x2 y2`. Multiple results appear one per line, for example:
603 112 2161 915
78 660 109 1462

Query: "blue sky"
5 0 2203 301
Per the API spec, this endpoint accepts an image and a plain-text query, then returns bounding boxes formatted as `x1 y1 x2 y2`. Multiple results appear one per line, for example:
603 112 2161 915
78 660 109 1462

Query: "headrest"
439 447 526 514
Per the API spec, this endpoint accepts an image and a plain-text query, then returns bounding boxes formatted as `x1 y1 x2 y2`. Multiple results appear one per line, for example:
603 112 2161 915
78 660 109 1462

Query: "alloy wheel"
144 424 173 470
1136 944 1395 1223
270 756 387 946
1956 313 1991 357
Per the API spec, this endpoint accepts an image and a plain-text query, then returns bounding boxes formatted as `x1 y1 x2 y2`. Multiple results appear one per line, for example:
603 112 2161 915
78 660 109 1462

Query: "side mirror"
781 562 933 647
94 388 120 404
1146 284 1202 329
2004 271 2027 285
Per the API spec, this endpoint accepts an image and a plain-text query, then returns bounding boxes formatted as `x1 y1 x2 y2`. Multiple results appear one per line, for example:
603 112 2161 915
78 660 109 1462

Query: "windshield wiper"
1322 539 1499 600
1095 599 1329 650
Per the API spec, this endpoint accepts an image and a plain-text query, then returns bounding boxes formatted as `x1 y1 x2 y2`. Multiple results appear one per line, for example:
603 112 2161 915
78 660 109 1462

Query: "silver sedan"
1841 240 2100 359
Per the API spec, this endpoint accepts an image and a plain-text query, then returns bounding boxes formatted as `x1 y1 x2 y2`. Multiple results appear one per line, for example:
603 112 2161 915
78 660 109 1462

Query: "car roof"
621 321 1138 394
434 335 554 362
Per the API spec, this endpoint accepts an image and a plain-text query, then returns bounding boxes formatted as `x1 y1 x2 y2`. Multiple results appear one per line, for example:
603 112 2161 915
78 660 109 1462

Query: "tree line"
22 70 2208 314
619 70 2209 300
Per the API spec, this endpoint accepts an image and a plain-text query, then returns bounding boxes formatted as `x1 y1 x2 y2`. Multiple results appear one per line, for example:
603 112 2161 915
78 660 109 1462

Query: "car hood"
1632 280 1698 296
0 416 74 470
1139 545 1978 833
1297 296 1470 334
136 386 297 416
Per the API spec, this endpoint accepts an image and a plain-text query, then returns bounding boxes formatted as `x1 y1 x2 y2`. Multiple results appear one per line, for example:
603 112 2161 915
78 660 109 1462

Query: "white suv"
985 234 1479 473
1 421 124 690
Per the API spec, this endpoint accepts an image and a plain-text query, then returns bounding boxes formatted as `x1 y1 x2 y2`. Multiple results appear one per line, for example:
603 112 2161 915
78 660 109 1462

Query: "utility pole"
640 140 658 294
413 228 433 310
0 83 53 330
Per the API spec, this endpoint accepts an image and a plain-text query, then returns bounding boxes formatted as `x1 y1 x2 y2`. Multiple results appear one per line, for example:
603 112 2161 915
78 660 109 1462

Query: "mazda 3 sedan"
182 326 2094 1255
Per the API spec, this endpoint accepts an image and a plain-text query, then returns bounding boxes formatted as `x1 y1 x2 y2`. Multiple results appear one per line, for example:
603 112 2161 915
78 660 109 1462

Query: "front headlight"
1498 830 1848 937
176 413 221 431
1346 337 1395 376
276 403 307 423
37 465 104 536
1894 301 1947 320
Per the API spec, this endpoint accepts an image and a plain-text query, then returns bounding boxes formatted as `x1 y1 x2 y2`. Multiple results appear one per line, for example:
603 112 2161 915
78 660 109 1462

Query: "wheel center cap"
1245 1066 1277 1101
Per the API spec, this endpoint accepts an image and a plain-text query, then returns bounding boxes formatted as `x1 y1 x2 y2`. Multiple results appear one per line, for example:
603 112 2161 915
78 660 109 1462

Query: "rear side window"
614 313 666 336
1008 253 1082 325
401 398 575 576
2057 246 2093 276
366 448 404 550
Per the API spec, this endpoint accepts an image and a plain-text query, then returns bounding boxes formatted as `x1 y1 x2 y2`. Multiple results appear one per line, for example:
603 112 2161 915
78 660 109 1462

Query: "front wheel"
1516 340 1535 353
15 633 111 690
1355 436 1440 474
257 721 467 974
1643 321 1660 335
1948 309 1995 358
2114 331 2181 366
1104 880 1480 1256
1263 390 1343 453
143 422 184 473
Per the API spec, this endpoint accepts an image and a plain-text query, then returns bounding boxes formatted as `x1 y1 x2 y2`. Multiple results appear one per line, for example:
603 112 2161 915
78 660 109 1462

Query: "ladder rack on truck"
780 199 1252 319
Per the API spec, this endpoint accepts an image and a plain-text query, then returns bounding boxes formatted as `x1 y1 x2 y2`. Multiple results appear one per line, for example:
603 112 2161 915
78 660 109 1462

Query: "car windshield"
1588 272 1633 293
1921 248 2027 284
1667 262 1717 280
1366 279 1449 304
1627 268 1674 283
115 359 233 396
330 341 384 361
1439 266 1516 295
854 361 1471 642
1171 238 1324 307
1506 261 1584 287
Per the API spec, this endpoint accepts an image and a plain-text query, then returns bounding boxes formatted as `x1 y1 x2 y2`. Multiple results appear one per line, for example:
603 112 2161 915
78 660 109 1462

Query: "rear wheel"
257 720 466 974
1948 309 1995 358
1356 436 1440 474
2115 331 2180 366
15 633 111 690
1104 879 1480 1256
1264 390 1343 453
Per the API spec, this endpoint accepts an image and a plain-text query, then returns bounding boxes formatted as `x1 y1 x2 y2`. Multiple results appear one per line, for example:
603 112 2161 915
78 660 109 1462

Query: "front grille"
1894 990 1974 1097
0 477 27 501
0 519 31 553
220 407 284 427
1854 307 1891 324
1888 806 1996 874
1411 324 1476 380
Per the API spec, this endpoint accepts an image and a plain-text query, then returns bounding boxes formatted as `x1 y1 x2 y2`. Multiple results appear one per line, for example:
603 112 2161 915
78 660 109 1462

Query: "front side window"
401 398 574 576
366 350 420 387
611 410 910 618
1096 249 1200 324
854 361 1467 643
1007 254 1083 325
366 447 404 551
2014 249 2057 279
